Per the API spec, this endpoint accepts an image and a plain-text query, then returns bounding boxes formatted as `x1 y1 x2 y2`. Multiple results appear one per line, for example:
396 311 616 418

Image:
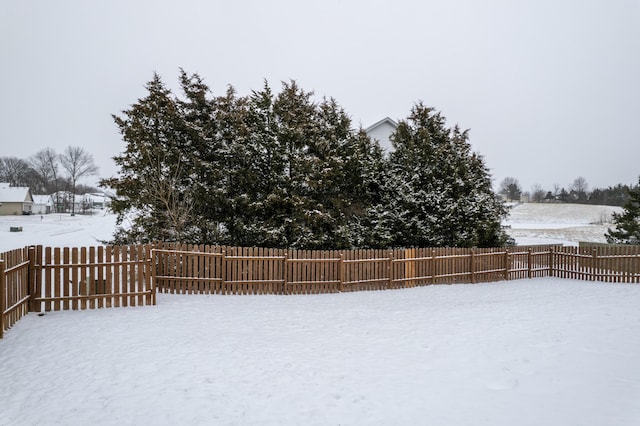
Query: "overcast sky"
2 0 639 192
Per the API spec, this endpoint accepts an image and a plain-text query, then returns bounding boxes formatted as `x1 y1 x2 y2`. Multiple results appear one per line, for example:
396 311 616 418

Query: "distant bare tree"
531 184 546 203
29 148 59 193
571 176 589 203
59 146 99 215
0 156 31 186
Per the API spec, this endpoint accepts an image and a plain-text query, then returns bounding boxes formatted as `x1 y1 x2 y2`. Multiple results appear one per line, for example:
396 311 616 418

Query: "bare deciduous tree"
530 184 546 203
0 156 31 187
59 146 99 215
571 176 589 203
146 152 195 243
29 148 59 194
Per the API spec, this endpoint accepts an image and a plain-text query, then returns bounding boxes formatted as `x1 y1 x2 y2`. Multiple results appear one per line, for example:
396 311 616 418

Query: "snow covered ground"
2 206 640 425
504 203 623 246
2 279 640 425
0 211 117 252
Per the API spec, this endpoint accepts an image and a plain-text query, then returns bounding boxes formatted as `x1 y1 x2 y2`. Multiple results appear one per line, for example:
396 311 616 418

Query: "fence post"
221 250 227 295
431 249 436 284
283 252 289 295
470 249 475 284
28 246 38 312
388 251 394 289
338 253 344 292
0 260 5 339
592 249 598 282
149 248 156 305
504 250 510 281
527 248 532 279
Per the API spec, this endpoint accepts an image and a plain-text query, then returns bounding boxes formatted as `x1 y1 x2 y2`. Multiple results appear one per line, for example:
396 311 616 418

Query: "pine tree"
606 177 640 245
384 102 508 248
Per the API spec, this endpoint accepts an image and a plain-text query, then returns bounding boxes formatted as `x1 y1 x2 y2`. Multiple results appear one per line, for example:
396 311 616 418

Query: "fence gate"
32 244 155 312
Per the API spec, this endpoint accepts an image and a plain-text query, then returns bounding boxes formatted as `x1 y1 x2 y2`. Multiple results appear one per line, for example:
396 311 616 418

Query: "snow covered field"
2 206 640 425
0 211 117 252
504 203 623 246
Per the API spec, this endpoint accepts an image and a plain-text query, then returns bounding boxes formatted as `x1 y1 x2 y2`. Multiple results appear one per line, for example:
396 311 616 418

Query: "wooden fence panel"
32 244 154 311
0 248 30 337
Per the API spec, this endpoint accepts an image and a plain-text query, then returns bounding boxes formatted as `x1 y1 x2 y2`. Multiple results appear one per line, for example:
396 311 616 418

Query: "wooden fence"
32 244 155 312
152 244 561 295
0 247 31 339
1 245 154 337
552 245 640 283
2 242 639 338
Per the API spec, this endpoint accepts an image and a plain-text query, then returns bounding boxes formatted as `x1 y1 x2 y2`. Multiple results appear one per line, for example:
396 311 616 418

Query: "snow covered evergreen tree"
606 177 640 245
384 102 509 247
101 74 198 244
269 82 377 249
175 70 228 243
103 72 509 249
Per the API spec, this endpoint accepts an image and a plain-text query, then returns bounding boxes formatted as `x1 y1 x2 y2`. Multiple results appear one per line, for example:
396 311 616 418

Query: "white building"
32 194 54 214
364 117 398 153
0 183 34 215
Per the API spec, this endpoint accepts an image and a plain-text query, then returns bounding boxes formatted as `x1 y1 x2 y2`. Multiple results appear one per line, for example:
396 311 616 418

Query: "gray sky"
2 0 639 193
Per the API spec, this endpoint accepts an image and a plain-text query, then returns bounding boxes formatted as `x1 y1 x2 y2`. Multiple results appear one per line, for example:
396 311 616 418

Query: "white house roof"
33 194 53 205
0 186 34 203
83 193 109 203
363 117 398 133
364 117 399 153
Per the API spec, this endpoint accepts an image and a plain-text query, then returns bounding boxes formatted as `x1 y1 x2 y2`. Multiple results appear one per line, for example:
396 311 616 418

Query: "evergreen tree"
384 102 508 247
101 74 196 243
606 177 640 245
103 72 509 249
175 70 227 243
270 82 375 249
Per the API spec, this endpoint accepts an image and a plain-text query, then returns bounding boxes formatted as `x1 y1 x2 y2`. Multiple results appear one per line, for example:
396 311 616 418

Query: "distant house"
50 191 74 213
83 193 110 210
364 117 398 153
0 183 34 215
32 194 54 214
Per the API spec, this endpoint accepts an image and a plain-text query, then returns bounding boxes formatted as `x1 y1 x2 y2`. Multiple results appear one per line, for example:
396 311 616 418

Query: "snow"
2 206 640 425
0 211 117 251
504 203 623 246
2 280 640 425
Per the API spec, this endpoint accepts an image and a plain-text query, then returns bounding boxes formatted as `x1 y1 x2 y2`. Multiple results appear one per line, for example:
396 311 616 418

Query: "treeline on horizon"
498 176 636 207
